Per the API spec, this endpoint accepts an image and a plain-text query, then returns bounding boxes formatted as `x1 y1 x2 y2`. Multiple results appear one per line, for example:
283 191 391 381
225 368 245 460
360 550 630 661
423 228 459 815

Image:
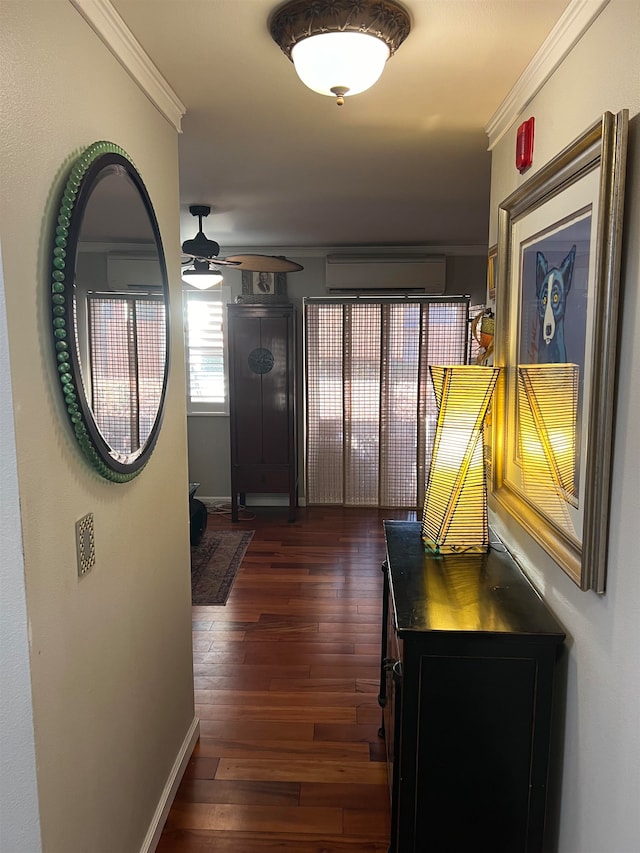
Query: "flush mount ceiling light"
181 204 303 288
269 0 411 105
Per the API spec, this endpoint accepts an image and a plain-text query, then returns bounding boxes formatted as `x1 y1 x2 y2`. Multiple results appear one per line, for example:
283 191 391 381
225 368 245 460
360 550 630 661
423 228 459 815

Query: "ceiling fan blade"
182 254 241 267
224 254 304 273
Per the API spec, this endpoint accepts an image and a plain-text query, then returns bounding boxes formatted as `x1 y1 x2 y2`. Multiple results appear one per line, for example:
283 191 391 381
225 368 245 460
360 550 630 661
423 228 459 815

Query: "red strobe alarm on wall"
516 116 535 173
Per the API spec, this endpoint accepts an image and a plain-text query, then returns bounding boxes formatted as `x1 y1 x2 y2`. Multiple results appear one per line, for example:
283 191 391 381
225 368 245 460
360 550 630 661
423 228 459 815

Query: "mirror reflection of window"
72 167 168 460
87 294 166 456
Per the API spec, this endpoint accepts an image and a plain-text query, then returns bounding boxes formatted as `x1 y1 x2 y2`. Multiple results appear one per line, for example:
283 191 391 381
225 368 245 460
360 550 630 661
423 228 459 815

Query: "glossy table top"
384 521 565 640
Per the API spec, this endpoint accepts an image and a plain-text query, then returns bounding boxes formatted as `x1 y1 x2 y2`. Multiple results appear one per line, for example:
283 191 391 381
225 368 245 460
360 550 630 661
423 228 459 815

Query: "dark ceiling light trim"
269 0 411 58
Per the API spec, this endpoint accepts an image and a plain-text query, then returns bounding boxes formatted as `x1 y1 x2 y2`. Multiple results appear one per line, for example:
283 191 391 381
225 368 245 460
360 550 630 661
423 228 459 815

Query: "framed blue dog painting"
492 110 628 594
519 217 590 371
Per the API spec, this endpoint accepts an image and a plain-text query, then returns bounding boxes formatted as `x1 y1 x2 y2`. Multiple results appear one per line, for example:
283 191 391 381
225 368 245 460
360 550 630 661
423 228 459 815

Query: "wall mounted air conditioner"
107 253 163 290
325 254 446 294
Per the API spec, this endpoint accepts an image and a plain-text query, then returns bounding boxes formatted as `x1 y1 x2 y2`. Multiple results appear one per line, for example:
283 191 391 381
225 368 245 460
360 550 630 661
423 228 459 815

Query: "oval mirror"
50 141 170 482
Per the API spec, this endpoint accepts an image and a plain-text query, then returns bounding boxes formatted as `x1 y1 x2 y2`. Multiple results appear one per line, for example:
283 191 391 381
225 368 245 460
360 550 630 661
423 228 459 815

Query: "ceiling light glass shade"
182 262 224 289
422 366 500 554
291 32 390 99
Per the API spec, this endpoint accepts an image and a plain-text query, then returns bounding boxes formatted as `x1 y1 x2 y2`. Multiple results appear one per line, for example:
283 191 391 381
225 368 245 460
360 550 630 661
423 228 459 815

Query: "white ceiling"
110 0 572 253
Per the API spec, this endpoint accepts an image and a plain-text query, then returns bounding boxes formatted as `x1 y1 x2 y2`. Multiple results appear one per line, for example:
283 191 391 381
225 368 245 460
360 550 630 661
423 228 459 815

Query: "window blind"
87 294 166 453
304 297 469 509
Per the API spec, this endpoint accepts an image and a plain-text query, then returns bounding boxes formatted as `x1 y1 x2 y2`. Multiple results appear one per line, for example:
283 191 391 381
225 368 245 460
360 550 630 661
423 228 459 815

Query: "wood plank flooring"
157 506 414 852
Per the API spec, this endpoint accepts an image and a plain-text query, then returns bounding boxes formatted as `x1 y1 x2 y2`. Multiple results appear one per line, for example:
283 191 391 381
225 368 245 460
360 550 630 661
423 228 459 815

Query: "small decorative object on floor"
189 482 207 546
190 527 254 605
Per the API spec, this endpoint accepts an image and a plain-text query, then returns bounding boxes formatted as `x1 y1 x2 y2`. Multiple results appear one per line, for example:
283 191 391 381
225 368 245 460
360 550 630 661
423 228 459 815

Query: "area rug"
190 529 254 605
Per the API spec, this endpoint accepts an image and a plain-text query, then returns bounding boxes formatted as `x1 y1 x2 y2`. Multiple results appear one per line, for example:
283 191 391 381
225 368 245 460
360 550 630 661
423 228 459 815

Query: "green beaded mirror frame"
50 141 170 482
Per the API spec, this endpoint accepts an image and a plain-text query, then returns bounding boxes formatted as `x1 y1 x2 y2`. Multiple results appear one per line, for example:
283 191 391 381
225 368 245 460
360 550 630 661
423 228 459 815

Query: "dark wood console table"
379 520 565 853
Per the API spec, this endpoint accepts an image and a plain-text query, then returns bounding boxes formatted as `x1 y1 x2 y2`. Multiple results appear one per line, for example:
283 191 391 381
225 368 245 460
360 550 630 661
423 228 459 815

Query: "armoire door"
227 304 297 521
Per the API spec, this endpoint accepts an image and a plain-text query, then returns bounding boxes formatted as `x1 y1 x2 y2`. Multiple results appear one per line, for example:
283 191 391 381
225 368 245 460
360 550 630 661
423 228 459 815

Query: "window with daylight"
304 296 470 509
87 294 166 452
184 288 230 415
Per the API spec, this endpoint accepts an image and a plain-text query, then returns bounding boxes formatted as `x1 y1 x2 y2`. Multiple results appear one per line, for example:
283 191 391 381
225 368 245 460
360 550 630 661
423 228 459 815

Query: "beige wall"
0 3 195 852
488 1 640 850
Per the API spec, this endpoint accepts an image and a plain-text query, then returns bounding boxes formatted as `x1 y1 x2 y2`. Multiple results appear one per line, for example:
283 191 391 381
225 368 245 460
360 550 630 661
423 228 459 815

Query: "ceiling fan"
181 205 304 274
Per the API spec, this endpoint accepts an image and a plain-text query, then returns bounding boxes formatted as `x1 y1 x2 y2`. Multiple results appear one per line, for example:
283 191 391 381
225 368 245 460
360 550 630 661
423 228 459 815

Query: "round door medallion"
248 347 274 374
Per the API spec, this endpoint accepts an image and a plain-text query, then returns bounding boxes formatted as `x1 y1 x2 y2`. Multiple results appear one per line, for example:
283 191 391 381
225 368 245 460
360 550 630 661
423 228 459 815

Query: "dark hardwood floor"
156 505 415 852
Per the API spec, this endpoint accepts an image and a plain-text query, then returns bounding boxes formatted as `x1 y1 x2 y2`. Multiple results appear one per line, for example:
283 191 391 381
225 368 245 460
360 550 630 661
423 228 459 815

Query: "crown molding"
485 0 610 149
69 0 186 132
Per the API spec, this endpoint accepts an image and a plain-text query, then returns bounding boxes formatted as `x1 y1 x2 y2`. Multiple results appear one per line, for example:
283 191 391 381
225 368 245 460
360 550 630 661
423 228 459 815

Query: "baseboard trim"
139 715 199 853
200 496 230 508
200 496 308 508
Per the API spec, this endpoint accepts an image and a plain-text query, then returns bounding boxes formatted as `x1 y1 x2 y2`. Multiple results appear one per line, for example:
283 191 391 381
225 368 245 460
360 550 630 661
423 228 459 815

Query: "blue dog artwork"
535 245 576 363
520 215 590 371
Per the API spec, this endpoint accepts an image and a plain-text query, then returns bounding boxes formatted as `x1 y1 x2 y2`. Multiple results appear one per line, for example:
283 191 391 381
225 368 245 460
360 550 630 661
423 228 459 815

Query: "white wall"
0 3 195 852
487 1 640 850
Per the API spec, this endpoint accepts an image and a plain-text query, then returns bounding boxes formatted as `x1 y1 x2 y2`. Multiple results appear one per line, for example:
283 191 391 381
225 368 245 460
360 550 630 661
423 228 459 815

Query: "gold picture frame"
492 110 628 593
487 243 497 302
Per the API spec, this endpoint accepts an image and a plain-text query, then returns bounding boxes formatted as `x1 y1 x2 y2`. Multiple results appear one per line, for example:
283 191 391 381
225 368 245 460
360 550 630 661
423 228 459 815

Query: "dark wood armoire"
227 303 297 522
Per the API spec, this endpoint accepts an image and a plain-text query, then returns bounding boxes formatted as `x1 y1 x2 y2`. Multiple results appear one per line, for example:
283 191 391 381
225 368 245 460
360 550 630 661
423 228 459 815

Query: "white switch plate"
76 512 95 576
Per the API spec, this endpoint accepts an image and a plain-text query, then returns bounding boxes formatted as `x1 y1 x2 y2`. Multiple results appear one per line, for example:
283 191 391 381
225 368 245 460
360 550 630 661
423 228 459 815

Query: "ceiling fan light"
291 32 390 99
182 265 224 289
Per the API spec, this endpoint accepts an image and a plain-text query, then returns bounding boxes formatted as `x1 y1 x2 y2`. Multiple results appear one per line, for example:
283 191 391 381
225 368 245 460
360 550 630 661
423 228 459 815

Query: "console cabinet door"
382 520 565 853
